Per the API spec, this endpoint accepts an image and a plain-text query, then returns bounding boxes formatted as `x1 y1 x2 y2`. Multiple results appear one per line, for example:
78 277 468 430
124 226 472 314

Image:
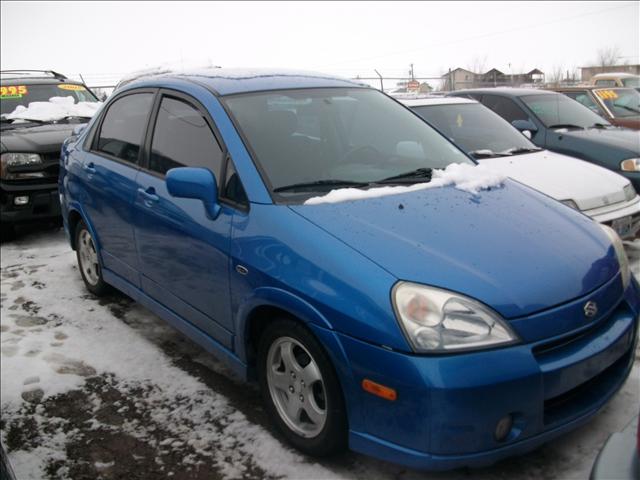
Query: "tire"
257 318 347 456
75 220 109 296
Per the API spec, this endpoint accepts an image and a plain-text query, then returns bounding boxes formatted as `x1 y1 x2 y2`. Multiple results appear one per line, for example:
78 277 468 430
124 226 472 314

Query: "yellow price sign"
0 85 28 98
58 84 86 91
595 89 618 100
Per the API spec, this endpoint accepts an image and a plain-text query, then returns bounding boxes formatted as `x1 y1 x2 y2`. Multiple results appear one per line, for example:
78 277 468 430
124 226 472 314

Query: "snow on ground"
304 163 506 205
1 227 638 480
5 96 101 122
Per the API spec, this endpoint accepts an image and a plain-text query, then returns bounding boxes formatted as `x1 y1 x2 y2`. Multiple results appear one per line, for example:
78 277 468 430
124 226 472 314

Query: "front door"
133 93 233 347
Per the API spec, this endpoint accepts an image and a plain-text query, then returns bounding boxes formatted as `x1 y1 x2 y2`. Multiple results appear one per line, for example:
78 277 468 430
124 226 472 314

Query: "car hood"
479 150 630 211
560 127 640 154
0 123 79 154
290 181 618 320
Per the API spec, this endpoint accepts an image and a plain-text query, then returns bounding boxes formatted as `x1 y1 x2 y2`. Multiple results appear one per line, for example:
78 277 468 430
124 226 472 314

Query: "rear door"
133 91 234 347
82 90 155 287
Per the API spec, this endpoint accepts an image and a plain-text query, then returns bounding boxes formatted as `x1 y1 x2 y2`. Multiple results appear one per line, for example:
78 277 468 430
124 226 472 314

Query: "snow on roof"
399 96 477 107
5 96 102 122
304 163 506 205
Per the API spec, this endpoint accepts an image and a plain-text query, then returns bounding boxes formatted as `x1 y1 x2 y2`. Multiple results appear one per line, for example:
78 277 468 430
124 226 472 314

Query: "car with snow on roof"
1 70 101 237
401 96 640 239
60 68 639 470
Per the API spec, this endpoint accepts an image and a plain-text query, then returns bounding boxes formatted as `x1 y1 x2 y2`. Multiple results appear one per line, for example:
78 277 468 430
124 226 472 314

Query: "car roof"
592 72 638 79
122 68 370 96
399 96 477 107
450 87 556 98
552 85 635 92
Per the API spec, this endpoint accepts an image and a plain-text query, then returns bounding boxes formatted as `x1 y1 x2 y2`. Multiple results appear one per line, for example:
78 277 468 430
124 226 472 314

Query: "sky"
1 1 639 88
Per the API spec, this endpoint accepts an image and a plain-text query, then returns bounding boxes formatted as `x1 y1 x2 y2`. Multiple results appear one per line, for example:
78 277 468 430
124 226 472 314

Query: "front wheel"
257 319 347 456
75 220 109 296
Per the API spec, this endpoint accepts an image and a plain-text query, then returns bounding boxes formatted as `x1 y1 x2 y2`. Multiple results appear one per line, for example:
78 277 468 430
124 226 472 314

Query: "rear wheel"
75 220 109 296
257 318 347 456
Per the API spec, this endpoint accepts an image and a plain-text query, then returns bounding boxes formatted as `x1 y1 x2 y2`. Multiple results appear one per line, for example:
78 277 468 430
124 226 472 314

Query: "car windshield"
622 77 640 88
224 88 473 198
520 93 610 129
594 88 640 118
412 103 536 156
0 83 98 116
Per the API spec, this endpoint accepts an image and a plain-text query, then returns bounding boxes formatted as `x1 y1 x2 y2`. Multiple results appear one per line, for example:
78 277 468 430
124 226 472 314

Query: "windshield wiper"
613 104 640 114
499 147 543 155
273 179 370 193
376 167 433 184
548 124 584 130
469 149 507 159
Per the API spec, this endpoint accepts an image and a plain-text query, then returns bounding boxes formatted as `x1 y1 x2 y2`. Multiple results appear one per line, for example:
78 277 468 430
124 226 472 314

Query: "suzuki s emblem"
584 301 598 318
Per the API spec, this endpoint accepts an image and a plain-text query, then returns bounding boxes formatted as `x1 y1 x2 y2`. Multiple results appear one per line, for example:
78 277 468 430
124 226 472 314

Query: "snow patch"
304 162 507 205
6 96 102 122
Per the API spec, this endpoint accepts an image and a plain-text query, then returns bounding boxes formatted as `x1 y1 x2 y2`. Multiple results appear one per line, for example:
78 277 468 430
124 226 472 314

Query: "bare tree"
596 46 622 71
547 64 565 86
467 54 488 75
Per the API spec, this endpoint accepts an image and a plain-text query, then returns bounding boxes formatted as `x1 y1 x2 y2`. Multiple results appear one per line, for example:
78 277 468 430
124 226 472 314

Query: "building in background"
441 67 545 90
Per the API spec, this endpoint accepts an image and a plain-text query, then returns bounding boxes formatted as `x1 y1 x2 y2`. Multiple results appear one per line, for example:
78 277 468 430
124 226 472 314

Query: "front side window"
412 103 535 155
96 93 153 163
622 77 640 88
480 95 529 123
149 96 223 176
224 88 472 201
520 93 611 129
594 88 640 118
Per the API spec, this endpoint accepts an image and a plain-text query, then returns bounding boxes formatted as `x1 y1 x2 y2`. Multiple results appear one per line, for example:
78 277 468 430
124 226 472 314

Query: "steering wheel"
342 145 382 165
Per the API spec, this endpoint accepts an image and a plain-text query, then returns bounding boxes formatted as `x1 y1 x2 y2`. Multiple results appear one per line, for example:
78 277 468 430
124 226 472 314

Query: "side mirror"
166 167 221 220
72 124 87 136
511 119 538 138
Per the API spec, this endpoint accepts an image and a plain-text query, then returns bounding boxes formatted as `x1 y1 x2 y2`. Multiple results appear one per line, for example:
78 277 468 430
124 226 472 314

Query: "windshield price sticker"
596 89 618 100
0 85 28 98
58 84 86 91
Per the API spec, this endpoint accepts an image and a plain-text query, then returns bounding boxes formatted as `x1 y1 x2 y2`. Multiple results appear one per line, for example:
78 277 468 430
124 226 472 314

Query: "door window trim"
141 88 249 211
86 87 158 169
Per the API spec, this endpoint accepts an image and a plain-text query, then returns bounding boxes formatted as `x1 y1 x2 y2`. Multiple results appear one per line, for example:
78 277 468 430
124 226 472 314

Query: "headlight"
623 183 637 202
392 282 519 353
561 199 579 210
600 224 631 290
620 158 640 172
0 153 43 179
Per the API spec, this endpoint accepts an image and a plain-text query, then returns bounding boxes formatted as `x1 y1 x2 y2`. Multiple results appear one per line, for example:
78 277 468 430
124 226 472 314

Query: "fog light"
14 195 29 205
495 414 513 442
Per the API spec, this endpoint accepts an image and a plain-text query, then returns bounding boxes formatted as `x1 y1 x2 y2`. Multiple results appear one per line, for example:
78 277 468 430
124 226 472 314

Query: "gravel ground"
1 224 638 480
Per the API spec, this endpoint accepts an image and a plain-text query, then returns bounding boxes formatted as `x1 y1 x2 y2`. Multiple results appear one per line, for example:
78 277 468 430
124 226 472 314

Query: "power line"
318 2 637 69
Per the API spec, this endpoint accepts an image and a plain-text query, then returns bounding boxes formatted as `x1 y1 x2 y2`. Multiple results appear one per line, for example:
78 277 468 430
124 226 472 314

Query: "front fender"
234 286 334 362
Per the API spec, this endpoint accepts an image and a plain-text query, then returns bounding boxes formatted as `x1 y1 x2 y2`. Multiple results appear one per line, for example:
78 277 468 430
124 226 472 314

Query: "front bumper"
1 181 60 224
586 195 640 239
330 277 639 471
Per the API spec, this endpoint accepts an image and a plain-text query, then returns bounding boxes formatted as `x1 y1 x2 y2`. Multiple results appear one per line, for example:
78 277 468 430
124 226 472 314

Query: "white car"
400 96 640 239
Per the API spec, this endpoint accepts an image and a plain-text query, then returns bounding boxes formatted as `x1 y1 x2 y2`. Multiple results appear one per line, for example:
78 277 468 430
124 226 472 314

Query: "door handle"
84 162 96 174
138 187 159 205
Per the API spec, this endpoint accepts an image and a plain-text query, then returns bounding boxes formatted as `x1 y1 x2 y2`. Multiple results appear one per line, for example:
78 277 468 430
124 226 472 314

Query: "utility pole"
409 63 415 80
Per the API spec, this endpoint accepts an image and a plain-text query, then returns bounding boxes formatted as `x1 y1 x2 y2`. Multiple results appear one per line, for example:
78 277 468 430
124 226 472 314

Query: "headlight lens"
561 199 579 210
600 224 631 290
392 282 519 353
623 183 637 202
0 153 43 179
620 158 640 172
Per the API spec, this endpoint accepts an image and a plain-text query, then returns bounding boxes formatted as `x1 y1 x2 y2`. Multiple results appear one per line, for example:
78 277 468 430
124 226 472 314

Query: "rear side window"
481 95 529 123
96 93 153 163
149 96 223 176
594 79 617 87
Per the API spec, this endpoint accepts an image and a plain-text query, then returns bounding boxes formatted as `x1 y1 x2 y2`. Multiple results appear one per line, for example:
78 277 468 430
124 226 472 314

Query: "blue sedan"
59 69 639 470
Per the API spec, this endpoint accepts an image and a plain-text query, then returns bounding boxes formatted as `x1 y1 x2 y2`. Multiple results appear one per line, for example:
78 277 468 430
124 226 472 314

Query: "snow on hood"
304 163 506 205
5 96 102 122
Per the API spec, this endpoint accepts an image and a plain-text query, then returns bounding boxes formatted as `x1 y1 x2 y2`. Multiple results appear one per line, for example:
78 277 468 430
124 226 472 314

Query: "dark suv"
1 70 100 236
